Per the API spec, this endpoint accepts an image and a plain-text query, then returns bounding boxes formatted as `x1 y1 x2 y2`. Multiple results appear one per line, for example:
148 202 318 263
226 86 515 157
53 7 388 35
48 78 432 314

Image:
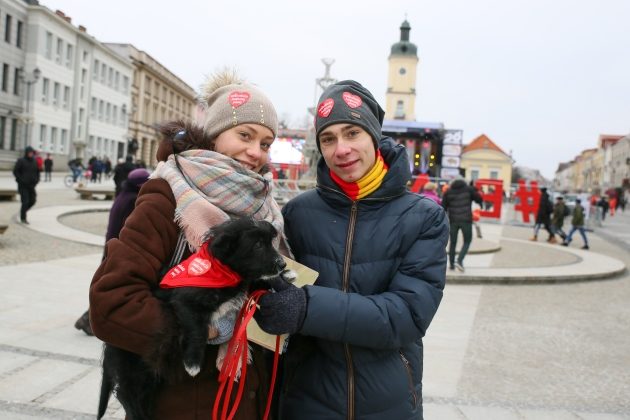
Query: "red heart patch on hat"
317 98 334 117
228 91 250 108
188 257 212 276
342 92 362 108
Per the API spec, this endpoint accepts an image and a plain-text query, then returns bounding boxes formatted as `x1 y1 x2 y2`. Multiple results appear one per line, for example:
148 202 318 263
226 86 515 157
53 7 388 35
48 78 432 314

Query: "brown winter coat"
89 178 272 419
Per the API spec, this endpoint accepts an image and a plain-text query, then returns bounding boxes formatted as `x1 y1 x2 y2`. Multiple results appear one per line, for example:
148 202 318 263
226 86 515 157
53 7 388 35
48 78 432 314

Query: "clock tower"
386 20 418 121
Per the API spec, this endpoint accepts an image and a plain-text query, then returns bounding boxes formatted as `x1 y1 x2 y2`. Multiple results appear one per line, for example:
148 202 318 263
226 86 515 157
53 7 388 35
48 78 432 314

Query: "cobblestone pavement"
0 172 629 419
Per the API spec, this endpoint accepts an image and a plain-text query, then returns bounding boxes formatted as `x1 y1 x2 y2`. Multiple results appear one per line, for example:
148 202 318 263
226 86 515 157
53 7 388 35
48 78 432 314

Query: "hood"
449 179 468 190
24 146 35 158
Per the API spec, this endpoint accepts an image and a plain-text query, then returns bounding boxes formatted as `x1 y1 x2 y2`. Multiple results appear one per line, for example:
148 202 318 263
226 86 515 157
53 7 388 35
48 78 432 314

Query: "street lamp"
18 67 41 150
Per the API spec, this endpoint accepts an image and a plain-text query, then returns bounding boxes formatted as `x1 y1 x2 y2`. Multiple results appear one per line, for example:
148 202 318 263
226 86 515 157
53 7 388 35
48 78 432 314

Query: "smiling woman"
88 70 290 419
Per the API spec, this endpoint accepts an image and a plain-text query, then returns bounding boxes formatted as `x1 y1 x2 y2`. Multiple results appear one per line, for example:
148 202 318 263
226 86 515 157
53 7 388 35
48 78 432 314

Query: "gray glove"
207 308 238 345
254 276 307 335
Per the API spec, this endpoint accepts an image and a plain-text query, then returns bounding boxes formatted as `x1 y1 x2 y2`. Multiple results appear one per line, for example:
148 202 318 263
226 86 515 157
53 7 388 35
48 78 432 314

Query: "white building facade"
0 0 30 168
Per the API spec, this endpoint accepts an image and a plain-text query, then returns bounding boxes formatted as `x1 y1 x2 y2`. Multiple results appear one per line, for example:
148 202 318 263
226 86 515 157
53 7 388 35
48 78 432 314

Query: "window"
78 108 84 138
90 97 96 117
1 64 8 91
88 136 94 155
63 86 70 109
60 129 67 152
13 67 20 94
394 100 405 119
42 78 49 103
10 118 18 150
115 71 120 90
39 124 47 150
98 100 104 120
45 32 53 59
50 127 57 152
82 50 88 63
53 82 60 106
0 116 5 149
112 105 118 125
80 69 86 99
471 169 480 181
122 75 129 93
56 38 63 64
16 21 23 48
4 15 12 43
489 169 500 179
108 67 113 87
93 59 99 80
100 63 106 83
66 44 73 67
106 103 111 122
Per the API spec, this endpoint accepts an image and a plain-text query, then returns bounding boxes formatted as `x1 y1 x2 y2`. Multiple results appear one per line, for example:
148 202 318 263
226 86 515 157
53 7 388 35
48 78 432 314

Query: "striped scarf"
152 150 284 250
330 150 389 201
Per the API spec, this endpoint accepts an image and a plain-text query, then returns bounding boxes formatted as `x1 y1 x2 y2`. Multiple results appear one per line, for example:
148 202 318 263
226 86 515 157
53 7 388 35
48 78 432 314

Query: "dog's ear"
208 228 238 261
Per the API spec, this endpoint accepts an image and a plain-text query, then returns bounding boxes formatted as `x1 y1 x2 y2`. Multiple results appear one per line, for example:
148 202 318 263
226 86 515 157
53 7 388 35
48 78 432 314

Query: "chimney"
64 16 72 24
78 25 87 32
55 10 65 18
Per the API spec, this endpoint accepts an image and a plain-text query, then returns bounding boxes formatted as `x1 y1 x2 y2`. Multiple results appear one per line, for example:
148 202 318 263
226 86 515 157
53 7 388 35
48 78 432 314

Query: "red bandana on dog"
160 244 241 289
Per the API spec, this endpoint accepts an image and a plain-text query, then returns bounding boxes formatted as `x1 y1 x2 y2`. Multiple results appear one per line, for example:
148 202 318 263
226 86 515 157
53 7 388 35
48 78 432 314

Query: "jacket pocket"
399 350 418 409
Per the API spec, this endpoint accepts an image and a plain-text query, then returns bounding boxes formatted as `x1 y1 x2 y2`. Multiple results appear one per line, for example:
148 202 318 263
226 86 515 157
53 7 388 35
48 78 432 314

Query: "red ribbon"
213 290 281 420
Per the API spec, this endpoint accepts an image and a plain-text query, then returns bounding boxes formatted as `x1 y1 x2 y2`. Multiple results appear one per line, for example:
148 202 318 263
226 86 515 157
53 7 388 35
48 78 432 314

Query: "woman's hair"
423 182 437 191
156 120 214 162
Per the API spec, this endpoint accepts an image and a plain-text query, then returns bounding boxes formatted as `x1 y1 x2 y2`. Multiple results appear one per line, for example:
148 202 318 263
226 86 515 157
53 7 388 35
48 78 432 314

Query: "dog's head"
208 218 287 284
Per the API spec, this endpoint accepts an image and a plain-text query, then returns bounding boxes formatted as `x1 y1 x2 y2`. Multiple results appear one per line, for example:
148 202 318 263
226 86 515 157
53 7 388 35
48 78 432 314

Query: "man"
551 195 569 242
255 80 448 419
562 199 589 250
112 155 136 196
442 177 483 272
13 146 40 224
43 153 53 182
530 187 554 242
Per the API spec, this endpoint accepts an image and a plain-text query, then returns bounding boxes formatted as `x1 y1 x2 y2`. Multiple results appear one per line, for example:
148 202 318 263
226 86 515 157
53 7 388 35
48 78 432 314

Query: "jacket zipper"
343 203 358 420
399 350 418 408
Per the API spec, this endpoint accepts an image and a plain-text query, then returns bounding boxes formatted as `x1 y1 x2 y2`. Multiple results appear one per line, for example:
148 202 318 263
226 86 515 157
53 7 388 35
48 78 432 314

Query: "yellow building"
385 20 418 121
461 134 512 188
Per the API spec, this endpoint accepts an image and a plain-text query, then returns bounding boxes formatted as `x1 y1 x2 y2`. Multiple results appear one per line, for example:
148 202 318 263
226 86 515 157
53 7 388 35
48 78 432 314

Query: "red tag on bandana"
160 244 242 289
342 92 362 108
228 91 250 108
317 98 334 117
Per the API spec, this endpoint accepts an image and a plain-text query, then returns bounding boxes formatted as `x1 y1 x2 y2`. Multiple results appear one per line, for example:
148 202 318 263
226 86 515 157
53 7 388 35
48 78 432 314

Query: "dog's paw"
281 269 297 283
184 363 201 377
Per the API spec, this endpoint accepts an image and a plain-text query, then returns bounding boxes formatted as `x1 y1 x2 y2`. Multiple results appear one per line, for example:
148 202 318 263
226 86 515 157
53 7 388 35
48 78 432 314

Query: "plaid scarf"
152 150 284 250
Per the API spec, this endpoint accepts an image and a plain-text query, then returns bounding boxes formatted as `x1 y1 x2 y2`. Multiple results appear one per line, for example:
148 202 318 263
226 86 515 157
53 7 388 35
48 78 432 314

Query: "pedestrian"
112 155 136 196
254 80 449 419
442 176 483 271
74 168 151 336
562 198 589 250
551 196 569 242
43 153 53 182
12 146 40 224
530 187 555 242
34 150 43 172
89 71 284 419
597 196 609 221
103 157 112 179
421 181 442 205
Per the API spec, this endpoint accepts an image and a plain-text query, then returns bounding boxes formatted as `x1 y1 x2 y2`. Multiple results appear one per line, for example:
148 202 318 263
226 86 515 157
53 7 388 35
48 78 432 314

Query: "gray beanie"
315 80 385 151
200 71 278 140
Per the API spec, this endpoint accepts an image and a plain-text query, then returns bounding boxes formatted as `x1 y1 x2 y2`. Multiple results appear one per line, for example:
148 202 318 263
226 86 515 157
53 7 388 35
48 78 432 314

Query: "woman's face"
214 124 275 173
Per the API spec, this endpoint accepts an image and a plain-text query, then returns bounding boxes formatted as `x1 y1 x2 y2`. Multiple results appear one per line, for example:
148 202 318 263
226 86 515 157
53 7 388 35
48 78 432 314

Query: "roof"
382 119 444 133
462 134 509 156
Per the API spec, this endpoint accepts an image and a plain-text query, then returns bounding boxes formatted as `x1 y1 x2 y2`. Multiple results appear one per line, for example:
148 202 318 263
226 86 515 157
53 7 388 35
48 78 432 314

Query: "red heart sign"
228 91 250 108
317 98 334 117
342 92 362 108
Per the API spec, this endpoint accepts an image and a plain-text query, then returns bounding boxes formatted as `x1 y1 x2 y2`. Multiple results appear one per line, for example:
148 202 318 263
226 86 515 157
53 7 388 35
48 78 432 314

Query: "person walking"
562 198 589 250
112 155 136 196
89 71 285 419
550 195 569 242
43 153 53 182
442 177 483 271
530 187 554 242
254 80 449 419
12 146 40 224
74 168 151 336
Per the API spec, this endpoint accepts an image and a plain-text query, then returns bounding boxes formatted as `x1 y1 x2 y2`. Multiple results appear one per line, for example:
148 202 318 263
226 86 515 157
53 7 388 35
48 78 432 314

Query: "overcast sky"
41 0 630 179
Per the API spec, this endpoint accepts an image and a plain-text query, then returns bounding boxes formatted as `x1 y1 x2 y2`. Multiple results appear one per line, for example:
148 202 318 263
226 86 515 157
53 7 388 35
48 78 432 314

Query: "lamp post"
18 67 41 150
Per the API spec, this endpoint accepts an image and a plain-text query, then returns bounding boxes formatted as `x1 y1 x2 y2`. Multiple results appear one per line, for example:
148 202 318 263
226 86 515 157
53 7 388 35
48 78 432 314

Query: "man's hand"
254 276 307 335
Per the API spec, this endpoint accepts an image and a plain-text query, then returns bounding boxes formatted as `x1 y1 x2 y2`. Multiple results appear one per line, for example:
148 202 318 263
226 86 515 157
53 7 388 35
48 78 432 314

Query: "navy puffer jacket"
279 137 449 420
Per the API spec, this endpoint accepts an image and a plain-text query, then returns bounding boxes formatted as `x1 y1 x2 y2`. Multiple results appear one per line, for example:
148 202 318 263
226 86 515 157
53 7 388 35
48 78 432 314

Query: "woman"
89 72 284 419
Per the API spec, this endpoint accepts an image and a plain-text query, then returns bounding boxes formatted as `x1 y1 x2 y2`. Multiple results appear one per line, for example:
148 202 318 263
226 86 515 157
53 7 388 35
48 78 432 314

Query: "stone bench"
74 187 115 200
0 189 17 201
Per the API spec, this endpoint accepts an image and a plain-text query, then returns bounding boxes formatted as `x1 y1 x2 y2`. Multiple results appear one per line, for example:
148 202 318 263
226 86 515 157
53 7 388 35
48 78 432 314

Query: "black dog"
97 218 292 420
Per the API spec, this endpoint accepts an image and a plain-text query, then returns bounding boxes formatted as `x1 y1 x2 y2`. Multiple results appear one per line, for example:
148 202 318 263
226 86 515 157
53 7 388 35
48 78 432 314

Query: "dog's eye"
252 241 263 250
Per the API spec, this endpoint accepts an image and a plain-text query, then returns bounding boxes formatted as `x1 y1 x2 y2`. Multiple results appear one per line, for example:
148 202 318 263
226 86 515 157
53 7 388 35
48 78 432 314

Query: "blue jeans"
449 222 473 267
565 226 588 246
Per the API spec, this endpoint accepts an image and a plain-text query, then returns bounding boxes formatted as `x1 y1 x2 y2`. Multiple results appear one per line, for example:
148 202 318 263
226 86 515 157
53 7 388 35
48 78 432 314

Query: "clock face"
399 67 406 75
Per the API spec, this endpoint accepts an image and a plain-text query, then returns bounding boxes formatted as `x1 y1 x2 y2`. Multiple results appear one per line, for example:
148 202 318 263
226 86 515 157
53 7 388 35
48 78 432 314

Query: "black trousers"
18 184 37 221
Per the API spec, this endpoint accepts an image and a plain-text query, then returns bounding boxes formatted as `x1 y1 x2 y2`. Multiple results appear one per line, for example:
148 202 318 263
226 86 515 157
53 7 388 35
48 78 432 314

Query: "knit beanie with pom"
199 70 279 140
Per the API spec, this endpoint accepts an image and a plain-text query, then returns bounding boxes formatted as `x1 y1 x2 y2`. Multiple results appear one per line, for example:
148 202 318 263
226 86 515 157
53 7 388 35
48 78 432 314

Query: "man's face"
318 124 376 182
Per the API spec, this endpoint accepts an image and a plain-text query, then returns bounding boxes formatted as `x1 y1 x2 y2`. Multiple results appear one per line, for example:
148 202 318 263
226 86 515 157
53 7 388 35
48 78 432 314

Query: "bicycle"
64 169 89 187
